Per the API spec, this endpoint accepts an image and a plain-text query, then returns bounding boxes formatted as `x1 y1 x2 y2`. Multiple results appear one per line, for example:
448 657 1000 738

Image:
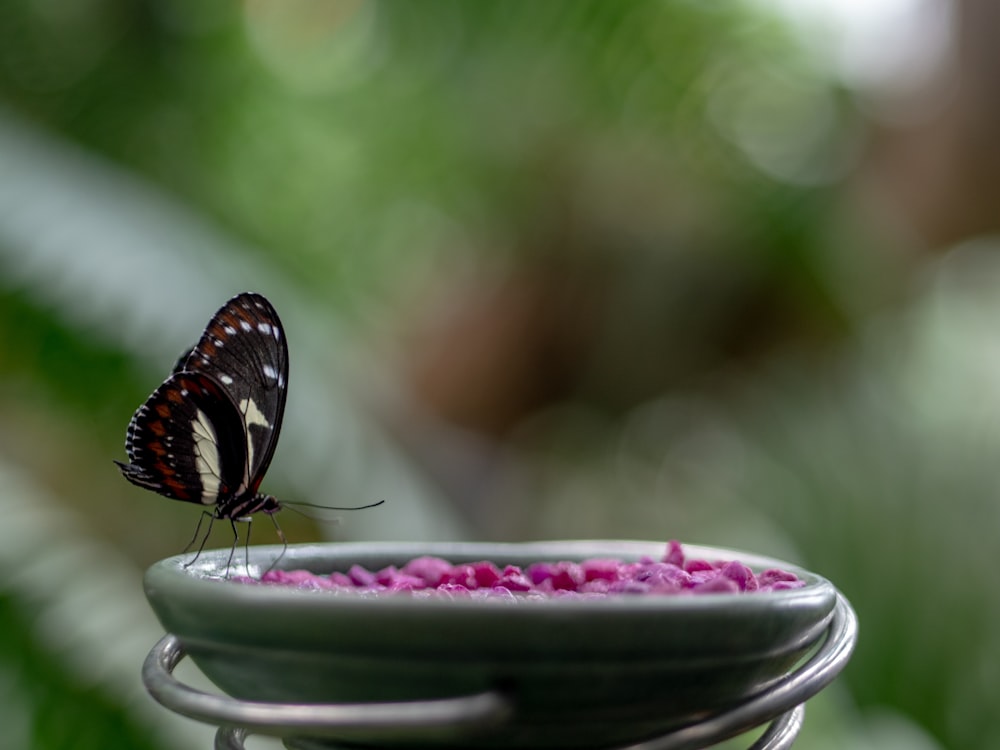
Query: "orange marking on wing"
163 476 190 499
156 403 171 418
148 420 166 436
235 305 256 324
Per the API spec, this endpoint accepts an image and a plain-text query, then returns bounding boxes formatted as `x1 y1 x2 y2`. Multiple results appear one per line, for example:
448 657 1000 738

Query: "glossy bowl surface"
144 540 837 749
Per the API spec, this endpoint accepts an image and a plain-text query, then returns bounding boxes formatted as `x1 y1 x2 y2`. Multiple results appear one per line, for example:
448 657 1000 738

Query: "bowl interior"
144 540 837 749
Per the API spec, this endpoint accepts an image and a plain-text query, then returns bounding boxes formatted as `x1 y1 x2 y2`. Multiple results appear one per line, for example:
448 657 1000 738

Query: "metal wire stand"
144 593 856 750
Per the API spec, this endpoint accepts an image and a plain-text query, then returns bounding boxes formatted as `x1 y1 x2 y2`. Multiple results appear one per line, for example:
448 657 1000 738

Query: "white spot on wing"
219 374 234 385
257 322 271 335
262 364 277 381
240 320 252 332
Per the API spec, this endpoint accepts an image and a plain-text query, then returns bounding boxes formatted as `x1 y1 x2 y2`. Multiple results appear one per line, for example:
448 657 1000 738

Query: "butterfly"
115 292 294 572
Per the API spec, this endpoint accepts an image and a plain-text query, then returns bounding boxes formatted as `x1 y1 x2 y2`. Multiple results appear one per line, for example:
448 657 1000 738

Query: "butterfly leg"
222 517 246 578
261 512 289 576
242 517 252 576
182 510 216 568
220 516 257 578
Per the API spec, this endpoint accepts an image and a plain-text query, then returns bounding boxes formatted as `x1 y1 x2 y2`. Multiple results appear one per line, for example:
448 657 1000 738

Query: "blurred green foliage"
0 596 162 750
0 285 145 418
0 0 857 317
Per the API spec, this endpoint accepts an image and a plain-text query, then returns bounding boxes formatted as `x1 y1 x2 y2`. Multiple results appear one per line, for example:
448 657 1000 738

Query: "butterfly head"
256 493 281 515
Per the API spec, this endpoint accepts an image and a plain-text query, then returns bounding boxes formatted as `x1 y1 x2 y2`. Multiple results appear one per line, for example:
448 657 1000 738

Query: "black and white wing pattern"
116 372 248 505
176 292 288 500
115 292 288 520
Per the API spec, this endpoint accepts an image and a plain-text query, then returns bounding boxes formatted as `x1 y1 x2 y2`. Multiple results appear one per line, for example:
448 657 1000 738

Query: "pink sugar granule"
239 540 805 599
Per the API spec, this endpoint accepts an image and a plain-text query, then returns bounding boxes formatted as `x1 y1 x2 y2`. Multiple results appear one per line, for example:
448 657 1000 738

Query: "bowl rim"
144 539 835 615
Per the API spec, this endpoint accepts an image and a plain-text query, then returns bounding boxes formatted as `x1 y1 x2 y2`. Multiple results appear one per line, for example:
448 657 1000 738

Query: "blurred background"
0 0 997 748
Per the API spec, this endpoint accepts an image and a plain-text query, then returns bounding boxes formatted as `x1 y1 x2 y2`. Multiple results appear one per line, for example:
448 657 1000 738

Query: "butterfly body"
115 292 288 531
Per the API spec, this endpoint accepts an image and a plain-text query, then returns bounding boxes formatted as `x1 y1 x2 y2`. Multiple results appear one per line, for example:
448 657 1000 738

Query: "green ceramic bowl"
144 541 837 749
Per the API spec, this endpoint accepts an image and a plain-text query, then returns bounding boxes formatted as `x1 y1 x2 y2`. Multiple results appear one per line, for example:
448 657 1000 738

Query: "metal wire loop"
145 592 856 750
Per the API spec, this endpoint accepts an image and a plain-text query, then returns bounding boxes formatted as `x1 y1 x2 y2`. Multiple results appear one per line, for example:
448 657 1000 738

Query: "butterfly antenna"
283 499 385 513
279 503 337 523
292 500 385 510
182 511 216 568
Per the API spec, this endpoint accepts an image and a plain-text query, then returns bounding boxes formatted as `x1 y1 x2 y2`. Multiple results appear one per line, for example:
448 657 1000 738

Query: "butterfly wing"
178 292 288 496
115 372 247 507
